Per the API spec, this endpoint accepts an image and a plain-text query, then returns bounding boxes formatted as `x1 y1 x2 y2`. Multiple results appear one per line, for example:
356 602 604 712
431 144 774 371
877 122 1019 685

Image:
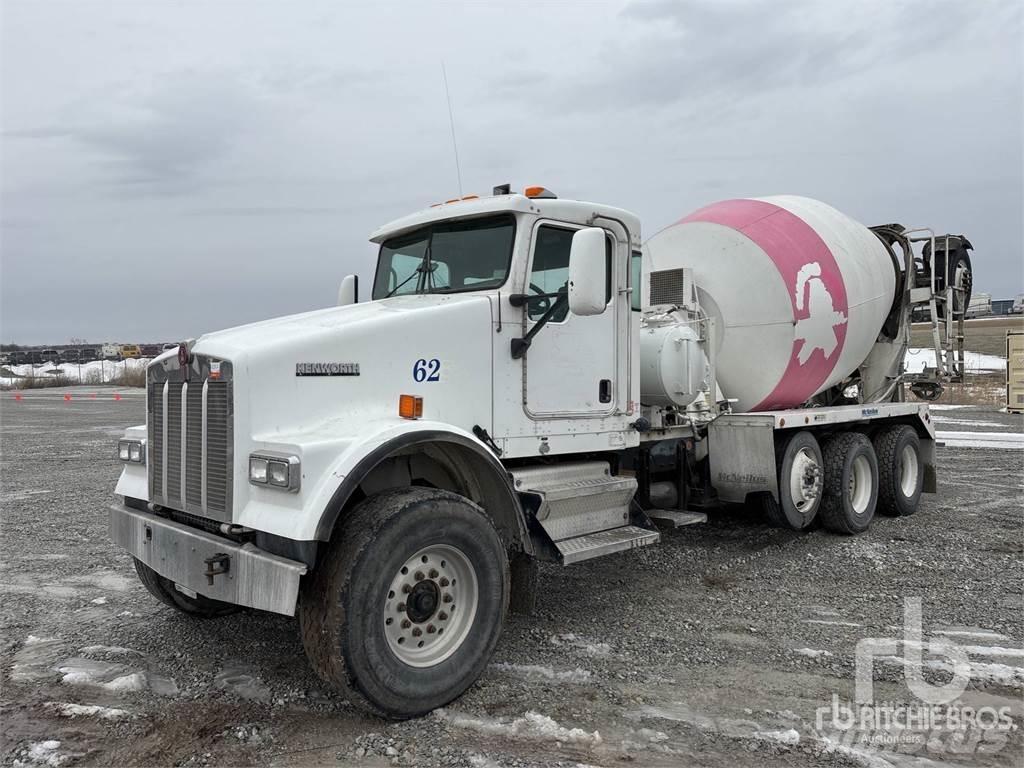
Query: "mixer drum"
645 196 896 412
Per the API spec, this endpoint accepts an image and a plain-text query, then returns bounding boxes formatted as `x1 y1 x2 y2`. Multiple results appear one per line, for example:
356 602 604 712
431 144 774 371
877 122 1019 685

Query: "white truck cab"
110 185 963 718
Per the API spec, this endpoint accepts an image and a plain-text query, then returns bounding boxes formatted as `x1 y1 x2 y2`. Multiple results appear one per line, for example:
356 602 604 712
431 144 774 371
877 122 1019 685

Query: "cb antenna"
441 61 463 197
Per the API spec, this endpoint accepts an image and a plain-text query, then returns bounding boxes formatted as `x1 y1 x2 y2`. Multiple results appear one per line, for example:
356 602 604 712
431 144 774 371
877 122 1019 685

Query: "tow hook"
204 553 231 586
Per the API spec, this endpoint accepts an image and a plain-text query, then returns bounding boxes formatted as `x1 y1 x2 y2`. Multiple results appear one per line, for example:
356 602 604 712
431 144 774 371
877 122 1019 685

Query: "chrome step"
647 509 708 528
555 525 660 565
510 461 636 542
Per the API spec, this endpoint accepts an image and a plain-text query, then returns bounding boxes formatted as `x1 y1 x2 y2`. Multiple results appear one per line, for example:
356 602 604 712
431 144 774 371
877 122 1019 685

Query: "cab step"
510 461 636 542
554 525 660 565
647 509 708 528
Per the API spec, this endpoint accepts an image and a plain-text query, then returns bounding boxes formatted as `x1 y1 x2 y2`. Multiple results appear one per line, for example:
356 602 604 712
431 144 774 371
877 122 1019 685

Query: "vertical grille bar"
186 384 203 509
180 382 188 505
161 380 169 502
201 380 208 513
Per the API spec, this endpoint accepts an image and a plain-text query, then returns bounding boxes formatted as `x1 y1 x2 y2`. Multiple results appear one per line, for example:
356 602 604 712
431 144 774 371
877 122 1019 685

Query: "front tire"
299 487 509 719
873 425 923 517
819 432 879 535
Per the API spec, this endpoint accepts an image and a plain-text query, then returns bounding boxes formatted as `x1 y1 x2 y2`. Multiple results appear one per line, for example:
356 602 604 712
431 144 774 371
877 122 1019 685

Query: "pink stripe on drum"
681 199 849 411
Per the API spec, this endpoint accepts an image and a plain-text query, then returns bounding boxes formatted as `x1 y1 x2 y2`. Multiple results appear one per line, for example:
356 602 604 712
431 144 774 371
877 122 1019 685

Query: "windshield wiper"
384 241 434 298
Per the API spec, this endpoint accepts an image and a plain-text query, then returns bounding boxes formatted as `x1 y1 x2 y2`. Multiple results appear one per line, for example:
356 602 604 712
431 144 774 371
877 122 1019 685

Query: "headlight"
118 439 145 464
248 452 300 492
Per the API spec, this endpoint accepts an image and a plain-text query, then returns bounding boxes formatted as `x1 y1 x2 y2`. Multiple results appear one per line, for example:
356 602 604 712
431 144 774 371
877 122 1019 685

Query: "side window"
630 250 642 311
528 226 614 322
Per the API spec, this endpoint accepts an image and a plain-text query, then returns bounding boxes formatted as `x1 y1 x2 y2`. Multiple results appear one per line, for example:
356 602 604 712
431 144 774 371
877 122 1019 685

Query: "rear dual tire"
819 432 879 535
874 425 924 517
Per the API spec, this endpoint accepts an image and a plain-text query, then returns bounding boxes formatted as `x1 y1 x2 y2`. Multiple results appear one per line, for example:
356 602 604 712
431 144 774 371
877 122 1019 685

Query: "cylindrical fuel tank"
645 196 895 412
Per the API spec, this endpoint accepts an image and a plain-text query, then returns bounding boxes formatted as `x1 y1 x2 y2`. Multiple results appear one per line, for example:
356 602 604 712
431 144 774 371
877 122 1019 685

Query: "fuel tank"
644 196 895 412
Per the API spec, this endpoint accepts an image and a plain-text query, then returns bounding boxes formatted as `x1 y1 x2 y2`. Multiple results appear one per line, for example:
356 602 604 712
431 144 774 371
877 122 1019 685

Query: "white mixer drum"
645 196 896 412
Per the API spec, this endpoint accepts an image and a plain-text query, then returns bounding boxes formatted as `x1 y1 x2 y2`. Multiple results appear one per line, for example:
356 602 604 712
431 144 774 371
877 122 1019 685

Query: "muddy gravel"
1 388 1022 767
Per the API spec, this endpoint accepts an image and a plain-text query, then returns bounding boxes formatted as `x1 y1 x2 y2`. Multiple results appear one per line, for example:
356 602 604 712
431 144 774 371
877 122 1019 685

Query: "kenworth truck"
111 185 972 718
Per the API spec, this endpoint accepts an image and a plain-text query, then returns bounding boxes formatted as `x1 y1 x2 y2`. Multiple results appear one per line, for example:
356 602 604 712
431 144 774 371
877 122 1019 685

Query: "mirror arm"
508 292 562 308
511 291 567 359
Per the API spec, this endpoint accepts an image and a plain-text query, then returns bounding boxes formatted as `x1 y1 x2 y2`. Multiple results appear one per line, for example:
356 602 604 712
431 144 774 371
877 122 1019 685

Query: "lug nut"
401 619 411 629
427 624 436 634
429 569 439 579
439 612 448 621
397 603 406 612
443 593 453 603
412 627 422 637
402 584 412 594
414 571 425 581
439 577 449 587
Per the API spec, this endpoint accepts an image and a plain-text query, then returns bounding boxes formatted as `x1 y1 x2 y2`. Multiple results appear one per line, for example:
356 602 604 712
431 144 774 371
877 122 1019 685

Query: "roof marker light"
524 186 557 199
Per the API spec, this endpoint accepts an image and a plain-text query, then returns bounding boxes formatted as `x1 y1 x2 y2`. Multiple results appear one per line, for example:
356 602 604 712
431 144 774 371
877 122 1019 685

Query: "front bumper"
109 503 307 616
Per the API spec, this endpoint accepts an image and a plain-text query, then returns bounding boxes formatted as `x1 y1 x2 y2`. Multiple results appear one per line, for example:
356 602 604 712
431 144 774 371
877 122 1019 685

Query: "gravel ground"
2 388 1022 767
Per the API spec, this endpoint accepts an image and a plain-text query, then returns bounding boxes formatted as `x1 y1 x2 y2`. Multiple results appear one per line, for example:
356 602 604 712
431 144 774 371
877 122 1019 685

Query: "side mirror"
568 228 607 316
338 275 359 306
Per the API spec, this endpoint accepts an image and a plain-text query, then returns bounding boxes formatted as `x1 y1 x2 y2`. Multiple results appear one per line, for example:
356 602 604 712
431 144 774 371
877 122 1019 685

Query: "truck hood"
191 293 490 361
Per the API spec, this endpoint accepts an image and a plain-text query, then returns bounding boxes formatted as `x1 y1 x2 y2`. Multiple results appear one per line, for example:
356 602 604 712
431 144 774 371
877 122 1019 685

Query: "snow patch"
434 708 602 746
45 702 130 719
932 628 1009 641
936 431 1024 450
904 348 1005 374
754 728 800 745
89 597 108 605
16 741 68 767
803 619 862 628
491 662 592 683
548 633 612 657
793 648 834 659
79 645 141 656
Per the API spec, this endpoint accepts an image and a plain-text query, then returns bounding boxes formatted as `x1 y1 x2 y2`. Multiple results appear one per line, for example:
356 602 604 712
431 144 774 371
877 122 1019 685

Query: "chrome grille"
148 357 233 521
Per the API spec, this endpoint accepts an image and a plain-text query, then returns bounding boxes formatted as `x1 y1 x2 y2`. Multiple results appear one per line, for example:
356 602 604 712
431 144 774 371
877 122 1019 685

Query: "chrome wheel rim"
789 447 822 513
849 455 872 514
383 544 478 668
899 445 919 498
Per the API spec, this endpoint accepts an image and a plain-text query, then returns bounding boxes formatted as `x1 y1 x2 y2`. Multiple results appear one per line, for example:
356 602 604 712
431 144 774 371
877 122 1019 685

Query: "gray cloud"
0 0 1020 344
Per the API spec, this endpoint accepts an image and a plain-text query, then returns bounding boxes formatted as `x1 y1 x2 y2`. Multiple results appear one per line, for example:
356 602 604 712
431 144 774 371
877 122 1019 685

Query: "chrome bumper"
109 503 307 616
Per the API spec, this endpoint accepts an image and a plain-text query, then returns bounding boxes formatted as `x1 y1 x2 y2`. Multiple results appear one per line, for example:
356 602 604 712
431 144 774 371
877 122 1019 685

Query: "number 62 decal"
413 358 441 382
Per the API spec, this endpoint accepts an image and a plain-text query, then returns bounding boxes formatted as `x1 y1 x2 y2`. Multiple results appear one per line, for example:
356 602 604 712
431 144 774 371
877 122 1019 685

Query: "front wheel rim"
849 455 873 514
383 544 479 668
899 445 919 498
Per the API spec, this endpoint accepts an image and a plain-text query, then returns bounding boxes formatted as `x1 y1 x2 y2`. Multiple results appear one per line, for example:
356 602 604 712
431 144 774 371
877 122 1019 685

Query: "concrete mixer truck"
110 185 972 717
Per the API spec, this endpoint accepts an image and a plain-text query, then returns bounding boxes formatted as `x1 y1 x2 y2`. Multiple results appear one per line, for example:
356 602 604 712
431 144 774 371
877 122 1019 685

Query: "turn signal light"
399 394 423 420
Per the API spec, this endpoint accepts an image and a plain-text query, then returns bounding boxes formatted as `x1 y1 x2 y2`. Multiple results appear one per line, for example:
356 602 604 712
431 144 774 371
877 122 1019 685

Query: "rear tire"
133 559 239 618
873 425 923 517
819 432 879 535
299 487 509 719
760 431 823 530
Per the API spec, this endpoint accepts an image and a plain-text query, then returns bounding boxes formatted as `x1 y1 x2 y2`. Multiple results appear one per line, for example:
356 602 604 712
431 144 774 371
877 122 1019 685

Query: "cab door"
522 222 619 417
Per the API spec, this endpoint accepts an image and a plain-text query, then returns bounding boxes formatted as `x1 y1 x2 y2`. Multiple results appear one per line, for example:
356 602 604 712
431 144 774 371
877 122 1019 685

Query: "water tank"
645 196 895 412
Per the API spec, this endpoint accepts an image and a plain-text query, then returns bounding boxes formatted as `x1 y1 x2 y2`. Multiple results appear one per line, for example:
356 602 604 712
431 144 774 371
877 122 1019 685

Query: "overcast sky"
1 0 1021 344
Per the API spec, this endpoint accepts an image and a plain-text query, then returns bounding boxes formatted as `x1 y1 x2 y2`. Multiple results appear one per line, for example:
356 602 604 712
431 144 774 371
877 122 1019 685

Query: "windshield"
372 214 516 299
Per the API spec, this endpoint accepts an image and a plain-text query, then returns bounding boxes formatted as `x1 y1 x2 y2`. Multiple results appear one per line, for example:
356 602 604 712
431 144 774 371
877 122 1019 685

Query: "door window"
528 226 613 321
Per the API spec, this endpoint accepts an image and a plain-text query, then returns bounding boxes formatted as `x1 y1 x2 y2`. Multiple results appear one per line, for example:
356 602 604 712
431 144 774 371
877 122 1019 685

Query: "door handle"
599 379 612 404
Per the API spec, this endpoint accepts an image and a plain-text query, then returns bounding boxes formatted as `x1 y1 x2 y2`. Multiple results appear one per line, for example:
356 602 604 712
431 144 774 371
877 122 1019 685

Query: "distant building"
992 299 1013 315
